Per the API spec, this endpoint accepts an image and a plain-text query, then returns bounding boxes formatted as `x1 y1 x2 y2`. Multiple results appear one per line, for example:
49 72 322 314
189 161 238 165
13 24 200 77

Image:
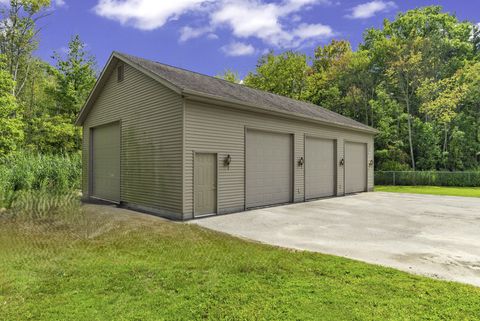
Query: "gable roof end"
75 52 184 126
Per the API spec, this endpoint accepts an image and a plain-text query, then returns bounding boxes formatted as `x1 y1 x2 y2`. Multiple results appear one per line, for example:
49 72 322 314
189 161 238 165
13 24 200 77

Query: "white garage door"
345 142 367 194
246 130 293 208
305 137 336 199
91 122 120 202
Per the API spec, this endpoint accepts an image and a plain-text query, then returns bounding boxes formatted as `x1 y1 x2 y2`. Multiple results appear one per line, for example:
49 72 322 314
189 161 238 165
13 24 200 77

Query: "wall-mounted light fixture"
224 154 232 166
339 158 345 166
298 157 304 166
369 160 374 167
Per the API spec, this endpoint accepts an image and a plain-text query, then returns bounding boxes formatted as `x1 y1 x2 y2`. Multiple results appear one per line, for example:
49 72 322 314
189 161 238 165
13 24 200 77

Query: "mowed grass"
375 185 480 198
1 205 480 321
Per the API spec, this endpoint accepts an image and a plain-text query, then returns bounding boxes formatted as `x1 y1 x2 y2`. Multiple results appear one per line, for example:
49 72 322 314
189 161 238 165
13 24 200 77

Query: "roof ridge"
116 52 282 104
115 51 237 86
112 51 377 133
116 51 327 110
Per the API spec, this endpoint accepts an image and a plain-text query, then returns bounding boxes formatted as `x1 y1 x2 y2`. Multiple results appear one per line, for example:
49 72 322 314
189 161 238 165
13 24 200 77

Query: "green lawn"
375 185 480 198
1 206 479 320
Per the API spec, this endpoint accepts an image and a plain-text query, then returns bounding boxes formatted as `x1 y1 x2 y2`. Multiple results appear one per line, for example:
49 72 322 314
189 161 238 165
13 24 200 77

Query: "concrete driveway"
193 192 480 286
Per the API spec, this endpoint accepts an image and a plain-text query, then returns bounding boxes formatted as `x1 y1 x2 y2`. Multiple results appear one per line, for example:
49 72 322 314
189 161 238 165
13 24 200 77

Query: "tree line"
1 3 479 172
222 6 480 171
0 0 96 156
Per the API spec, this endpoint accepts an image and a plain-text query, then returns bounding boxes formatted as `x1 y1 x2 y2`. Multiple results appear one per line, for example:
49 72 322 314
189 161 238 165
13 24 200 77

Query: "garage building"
76 52 378 220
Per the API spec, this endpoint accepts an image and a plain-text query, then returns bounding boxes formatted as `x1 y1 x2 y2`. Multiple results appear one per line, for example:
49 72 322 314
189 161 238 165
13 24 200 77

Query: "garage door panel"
305 137 336 199
246 130 292 208
92 122 120 202
345 142 367 194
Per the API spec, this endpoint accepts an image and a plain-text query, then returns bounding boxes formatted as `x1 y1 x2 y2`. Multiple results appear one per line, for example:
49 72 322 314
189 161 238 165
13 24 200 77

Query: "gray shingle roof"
115 52 377 133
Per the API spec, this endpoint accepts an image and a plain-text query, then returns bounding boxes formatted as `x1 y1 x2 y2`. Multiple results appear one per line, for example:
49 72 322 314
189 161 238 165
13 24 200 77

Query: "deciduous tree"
0 56 23 156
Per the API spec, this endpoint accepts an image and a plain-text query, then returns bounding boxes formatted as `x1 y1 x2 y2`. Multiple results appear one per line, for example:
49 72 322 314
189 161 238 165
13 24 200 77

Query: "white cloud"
211 0 333 48
54 0 66 7
293 23 333 39
94 0 213 30
346 1 396 19
93 0 335 50
291 14 302 23
279 23 334 48
207 33 219 40
179 26 215 42
221 41 255 56
211 1 285 44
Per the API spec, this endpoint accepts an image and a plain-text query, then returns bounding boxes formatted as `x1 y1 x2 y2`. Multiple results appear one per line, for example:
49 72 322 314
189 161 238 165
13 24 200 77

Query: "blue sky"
36 0 479 77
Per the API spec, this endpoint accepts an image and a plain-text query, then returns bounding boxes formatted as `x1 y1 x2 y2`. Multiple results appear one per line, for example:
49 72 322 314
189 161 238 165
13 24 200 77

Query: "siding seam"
181 96 186 219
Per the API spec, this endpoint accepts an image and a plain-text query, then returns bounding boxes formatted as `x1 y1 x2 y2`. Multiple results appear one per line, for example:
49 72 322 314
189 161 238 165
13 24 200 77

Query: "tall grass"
0 152 81 209
0 152 107 239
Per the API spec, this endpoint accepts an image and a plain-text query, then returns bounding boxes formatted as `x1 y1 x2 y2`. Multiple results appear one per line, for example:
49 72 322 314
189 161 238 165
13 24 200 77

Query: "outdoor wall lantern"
224 154 232 166
369 160 374 167
298 157 304 166
339 158 345 166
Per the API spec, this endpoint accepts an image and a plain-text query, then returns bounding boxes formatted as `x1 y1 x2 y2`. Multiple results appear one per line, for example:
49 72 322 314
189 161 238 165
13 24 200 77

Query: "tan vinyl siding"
183 100 374 219
82 62 183 218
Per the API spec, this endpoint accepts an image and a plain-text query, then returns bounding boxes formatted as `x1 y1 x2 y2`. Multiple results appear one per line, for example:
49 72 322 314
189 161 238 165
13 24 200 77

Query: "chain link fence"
375 171 480 187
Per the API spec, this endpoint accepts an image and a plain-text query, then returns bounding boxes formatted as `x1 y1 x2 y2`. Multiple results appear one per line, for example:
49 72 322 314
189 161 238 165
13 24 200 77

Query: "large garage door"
305 137 336 199
246 130 292 208
345 142 367 194
91 122 120 202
